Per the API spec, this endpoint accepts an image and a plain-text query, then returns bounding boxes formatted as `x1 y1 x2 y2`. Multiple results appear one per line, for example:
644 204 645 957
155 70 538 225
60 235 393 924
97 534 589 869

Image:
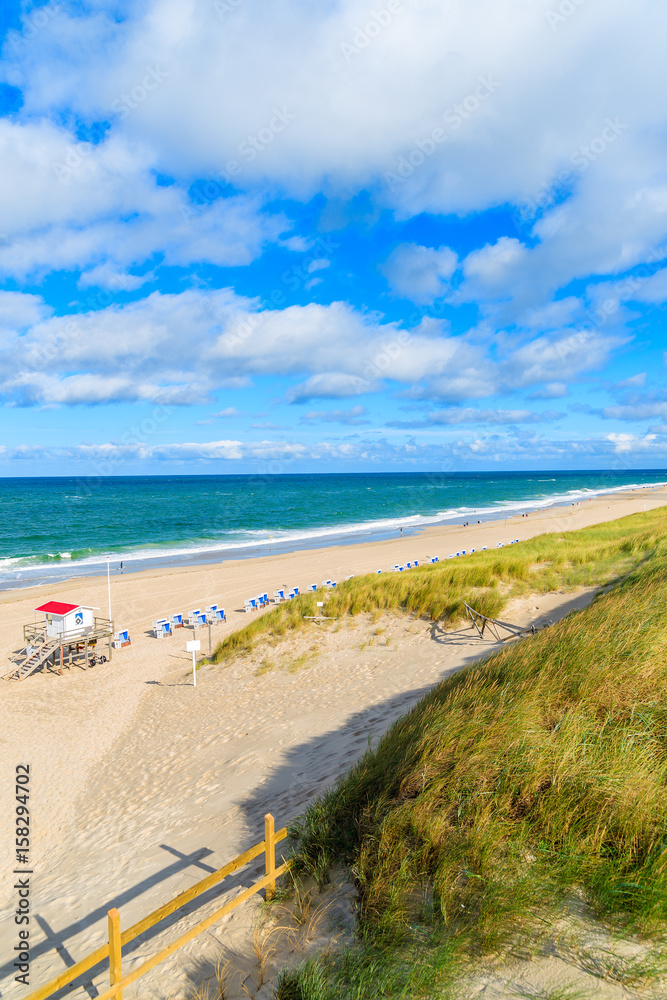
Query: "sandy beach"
1 484 666 999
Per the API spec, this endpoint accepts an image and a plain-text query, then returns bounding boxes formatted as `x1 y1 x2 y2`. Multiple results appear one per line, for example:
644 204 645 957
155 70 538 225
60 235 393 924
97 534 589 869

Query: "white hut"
35 601 96 639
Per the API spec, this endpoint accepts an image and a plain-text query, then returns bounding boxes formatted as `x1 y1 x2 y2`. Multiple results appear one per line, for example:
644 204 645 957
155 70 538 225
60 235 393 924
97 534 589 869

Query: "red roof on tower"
35 601 81 616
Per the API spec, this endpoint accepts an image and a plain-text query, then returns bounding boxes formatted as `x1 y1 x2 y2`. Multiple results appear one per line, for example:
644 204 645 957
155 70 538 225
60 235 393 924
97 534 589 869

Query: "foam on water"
0 472 664 590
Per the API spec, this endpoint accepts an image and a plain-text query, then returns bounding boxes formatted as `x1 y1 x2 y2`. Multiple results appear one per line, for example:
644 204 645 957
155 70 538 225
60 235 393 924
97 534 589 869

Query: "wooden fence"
25 815 288 1000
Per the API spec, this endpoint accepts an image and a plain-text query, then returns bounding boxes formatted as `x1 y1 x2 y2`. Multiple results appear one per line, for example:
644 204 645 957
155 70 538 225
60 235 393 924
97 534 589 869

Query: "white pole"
107 556 112 621
192 648 197 686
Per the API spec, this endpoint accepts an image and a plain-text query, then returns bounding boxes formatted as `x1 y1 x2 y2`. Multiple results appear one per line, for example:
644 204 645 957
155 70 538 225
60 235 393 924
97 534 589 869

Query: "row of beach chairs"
153 604 227 637
153 541 525 635
243 577 356 612
387 540 519 572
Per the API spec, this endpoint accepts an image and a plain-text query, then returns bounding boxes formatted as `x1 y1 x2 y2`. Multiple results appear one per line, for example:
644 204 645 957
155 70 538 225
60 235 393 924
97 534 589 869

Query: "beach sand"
1 485 666 999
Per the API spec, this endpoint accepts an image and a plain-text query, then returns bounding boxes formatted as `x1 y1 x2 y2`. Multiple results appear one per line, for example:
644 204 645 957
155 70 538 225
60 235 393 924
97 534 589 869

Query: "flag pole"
107 555 112 622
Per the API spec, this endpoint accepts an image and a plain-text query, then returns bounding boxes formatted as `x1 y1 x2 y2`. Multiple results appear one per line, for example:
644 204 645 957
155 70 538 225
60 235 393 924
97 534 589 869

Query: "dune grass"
206 508 666 667
271 511 667 998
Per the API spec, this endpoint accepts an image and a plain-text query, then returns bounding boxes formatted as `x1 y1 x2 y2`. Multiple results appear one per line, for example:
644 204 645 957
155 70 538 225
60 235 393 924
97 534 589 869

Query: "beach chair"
345 574 355 580
482 546 487 551
310 584 317 591
413 560 419 567
153 618 171 638
206 605 225 622
322 579 332 588
273 589 285 603
113 629 131 648
331 581 337 587
169 613 184 628
293 586 300 596
244 599 253 613
377 569 382 573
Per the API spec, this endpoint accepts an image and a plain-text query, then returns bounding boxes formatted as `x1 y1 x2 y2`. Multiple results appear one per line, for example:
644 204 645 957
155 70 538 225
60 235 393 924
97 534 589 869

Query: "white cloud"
287 372 376 402
0 118 285 280
602 403 667 421
301 405 369 425
78 263 154 291
213 406 243 418
382 244 458 304
607 432 657 454
0 289 635 409
0 290 51 330
390 407 564 427
528 382 569 399
2 0 666 303
307 258 330 273
613 372 646 390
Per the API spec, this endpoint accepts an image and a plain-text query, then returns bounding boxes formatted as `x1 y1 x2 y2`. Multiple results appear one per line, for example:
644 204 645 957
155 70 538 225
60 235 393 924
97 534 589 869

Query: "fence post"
108 908 123 1000
264 813 276 900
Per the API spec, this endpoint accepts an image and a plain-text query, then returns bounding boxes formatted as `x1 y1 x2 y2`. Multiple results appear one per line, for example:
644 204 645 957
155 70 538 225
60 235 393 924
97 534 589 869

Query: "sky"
0 0 666 476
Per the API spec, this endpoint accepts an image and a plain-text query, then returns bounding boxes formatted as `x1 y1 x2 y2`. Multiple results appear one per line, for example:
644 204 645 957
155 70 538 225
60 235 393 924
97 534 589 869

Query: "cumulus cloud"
0 119 285 280
528 383 569 400
0 287 630 409
2 0 666 302
382 244 458 304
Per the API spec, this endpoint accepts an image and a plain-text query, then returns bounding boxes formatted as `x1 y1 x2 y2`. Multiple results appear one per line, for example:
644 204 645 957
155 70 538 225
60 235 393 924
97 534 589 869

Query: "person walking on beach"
119 561 123 574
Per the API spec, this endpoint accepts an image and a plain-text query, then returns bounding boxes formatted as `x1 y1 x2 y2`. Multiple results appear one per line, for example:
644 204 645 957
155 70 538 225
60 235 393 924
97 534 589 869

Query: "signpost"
186 639 201 686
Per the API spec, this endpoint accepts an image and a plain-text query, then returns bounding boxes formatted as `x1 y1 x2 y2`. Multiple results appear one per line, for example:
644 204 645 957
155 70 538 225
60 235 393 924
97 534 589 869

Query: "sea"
0 470 664 591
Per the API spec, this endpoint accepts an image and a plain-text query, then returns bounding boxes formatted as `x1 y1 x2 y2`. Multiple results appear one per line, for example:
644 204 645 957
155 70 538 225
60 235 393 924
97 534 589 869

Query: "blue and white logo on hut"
75 612 83 626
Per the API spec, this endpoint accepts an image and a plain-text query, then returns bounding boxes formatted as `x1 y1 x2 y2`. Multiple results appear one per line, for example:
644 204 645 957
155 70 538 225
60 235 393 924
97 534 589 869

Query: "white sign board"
316 602 324 608
187 640 201 652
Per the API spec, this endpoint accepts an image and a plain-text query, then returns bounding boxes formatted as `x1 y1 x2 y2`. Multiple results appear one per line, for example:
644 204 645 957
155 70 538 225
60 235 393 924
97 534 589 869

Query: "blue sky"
0 0 666 475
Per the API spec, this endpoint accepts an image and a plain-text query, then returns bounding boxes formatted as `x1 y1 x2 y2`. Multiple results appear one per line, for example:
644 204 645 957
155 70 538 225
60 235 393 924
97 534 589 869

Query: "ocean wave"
0 477 664 589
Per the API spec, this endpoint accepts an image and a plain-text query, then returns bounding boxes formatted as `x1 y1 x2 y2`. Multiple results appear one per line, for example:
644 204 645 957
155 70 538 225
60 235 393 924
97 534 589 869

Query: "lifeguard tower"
2 601 114 681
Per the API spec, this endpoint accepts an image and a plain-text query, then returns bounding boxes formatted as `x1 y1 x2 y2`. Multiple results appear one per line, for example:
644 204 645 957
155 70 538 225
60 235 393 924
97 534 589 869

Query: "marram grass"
207 507 667 666
271 509 667 998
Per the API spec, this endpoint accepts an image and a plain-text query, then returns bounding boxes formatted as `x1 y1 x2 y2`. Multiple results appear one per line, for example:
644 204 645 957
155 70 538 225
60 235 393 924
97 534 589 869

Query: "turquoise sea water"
0 470 664 590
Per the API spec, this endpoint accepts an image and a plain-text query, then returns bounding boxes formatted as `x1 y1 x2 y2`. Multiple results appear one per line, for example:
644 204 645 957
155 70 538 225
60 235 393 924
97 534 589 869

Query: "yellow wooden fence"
25 814 288 1000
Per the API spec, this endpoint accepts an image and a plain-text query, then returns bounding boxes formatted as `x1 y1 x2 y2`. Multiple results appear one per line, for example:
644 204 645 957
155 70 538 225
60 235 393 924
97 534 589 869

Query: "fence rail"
25 814 288 1000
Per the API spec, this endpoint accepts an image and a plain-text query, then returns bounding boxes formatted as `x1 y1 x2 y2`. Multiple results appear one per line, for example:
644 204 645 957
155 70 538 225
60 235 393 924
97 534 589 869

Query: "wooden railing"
25 814 288 1000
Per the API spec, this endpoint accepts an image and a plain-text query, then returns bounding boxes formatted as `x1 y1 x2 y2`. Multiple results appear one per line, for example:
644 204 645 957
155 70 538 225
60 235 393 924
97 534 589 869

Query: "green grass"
206 508 667 667
272 508 667 998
